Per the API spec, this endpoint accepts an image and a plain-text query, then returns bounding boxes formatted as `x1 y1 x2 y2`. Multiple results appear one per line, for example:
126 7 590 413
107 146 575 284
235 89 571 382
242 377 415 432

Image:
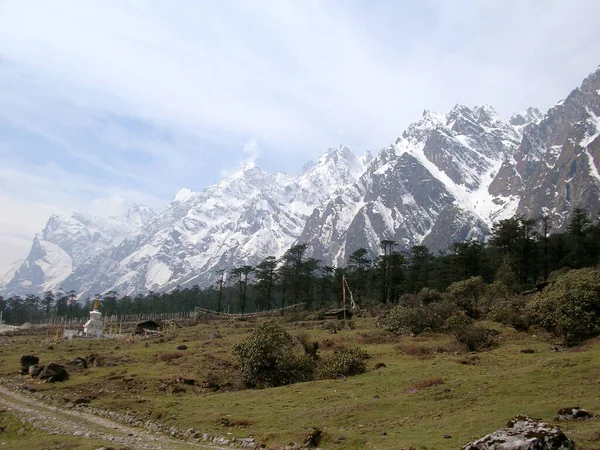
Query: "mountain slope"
3 66 600 297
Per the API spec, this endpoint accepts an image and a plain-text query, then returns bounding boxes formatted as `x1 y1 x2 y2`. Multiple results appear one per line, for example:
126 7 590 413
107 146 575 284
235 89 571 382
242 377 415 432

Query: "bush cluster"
488 298 529 331
234 321 371 387
318 347 370 378
385 301 457 335
233 321 314 387
527 268 600 345
453 324 499 351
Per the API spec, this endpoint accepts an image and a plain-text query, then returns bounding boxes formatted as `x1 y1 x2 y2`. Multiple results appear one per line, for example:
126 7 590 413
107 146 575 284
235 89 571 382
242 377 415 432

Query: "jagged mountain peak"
510 106 544 126
4 65 600 298
173 188 196 203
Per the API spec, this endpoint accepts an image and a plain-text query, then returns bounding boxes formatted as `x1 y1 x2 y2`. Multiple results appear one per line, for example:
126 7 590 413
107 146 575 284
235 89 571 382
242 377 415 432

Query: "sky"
0 0 599 273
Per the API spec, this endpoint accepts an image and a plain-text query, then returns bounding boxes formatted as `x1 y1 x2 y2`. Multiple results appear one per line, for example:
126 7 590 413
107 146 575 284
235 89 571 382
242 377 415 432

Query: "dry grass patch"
220 416 253 427
153 352 184 363
405 377 444 393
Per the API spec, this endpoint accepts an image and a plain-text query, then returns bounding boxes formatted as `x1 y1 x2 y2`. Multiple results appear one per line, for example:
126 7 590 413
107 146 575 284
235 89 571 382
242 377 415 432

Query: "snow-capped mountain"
3 66 600 297
4 205 156 295
2 146 366 297
0 259 23 289
298 104 524 265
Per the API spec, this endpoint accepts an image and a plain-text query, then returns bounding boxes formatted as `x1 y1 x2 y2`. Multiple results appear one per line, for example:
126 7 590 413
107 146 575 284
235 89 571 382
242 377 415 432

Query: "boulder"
28 364 43 378
19 355 39 374
462 415 574 449
555 407 593 421
304 428 323 447
176 344 188 350
68 357 88 369
39 363 69 383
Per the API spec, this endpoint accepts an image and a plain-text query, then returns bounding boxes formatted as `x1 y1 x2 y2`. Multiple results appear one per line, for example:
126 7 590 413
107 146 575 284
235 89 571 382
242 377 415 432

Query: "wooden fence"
194 303 306 319
23 304 305 328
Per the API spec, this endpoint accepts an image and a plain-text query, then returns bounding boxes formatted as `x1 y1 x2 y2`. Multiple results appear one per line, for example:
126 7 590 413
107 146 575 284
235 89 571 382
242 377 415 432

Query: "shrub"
447 276 486 318
527 268 600 345
488 297 530 331
385 305 430 335
443 313 474 331
233 321 315 387
297 333 319 359
453 324 499 351
318 347 370 378
417 288 442 304
385 302 457 335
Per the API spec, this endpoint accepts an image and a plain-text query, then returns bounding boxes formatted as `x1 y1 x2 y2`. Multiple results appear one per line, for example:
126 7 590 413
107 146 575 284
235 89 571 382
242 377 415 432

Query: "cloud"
220 139 261 178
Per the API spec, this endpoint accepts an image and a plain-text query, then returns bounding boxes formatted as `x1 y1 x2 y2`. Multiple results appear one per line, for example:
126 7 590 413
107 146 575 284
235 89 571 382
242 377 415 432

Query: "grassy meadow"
0 314 599 449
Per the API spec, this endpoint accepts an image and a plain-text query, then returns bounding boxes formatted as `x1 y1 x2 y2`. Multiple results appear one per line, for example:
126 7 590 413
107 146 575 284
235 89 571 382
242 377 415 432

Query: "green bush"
385 302 457 335
318 347 370 378
453 324 499 351
446 276 486 318
443 313 474 331
385 305 429 335
488 297 530 331
233 321 315 387
527 268 600 345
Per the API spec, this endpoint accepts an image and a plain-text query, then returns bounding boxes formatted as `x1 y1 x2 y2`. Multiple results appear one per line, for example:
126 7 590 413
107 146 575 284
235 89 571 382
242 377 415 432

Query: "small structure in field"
135 320 161 335
325 308 353 320
84 299 103 337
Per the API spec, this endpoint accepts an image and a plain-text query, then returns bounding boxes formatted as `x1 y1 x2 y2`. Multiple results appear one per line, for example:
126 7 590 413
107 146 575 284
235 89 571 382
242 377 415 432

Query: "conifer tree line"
1 208 599 325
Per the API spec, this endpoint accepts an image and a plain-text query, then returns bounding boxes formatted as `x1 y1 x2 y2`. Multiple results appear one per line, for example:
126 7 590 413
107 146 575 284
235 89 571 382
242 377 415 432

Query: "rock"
176 344 188 350
28 364 43 378
373 362 387 369
444 434 451 438
462 415 574 449
39 363 69 382
208 331 222 339
304 428 322 447
68 357 88 369
19 355 39 374
555 407 594 421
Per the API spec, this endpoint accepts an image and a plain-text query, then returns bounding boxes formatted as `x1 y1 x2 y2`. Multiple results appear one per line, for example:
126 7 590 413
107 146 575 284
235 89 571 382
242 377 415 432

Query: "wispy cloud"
0 0 599 268
220 139 261 178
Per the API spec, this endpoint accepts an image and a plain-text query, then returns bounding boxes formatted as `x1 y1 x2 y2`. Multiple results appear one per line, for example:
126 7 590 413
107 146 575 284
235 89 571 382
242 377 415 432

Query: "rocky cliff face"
3 67 600 297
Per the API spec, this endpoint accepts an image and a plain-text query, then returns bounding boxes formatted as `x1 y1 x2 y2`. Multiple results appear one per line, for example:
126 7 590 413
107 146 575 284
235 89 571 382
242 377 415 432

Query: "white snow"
174 188 195 203
35 241 73 291
145 260 173 289
584 149 600 183
581 108 600 148
0 259 23 287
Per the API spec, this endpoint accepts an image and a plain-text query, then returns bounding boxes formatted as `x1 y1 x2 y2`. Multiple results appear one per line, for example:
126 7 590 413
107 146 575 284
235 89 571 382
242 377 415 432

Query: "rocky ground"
0 382 226 449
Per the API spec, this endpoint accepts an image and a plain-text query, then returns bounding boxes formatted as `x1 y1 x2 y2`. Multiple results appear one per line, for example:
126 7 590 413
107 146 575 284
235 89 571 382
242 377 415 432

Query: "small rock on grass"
556 407 594 420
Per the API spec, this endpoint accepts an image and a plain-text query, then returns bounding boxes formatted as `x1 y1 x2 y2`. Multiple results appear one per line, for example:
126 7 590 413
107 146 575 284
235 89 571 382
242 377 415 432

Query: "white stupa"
84 298 104 337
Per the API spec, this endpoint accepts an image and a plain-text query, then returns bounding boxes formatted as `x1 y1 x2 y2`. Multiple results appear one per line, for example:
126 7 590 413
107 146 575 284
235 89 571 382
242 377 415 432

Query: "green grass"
1 317 599 449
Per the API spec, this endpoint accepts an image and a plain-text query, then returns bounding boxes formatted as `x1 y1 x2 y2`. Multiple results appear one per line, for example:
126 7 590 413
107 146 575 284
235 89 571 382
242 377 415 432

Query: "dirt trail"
0 384 223 449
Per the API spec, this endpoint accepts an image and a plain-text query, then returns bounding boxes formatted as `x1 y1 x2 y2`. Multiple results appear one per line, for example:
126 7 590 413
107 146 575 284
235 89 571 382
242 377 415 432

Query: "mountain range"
2 66 599 298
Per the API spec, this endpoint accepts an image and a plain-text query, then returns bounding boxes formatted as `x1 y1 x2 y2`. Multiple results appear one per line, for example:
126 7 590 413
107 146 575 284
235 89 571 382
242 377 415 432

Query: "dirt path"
0 384 224 449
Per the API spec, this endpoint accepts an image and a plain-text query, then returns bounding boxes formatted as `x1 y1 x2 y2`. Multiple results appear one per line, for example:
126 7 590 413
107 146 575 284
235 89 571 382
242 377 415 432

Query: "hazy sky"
0 0 599 271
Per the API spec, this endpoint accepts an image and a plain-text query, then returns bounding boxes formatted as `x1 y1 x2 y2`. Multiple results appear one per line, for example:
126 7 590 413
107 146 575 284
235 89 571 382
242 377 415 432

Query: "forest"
1 208 598 325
